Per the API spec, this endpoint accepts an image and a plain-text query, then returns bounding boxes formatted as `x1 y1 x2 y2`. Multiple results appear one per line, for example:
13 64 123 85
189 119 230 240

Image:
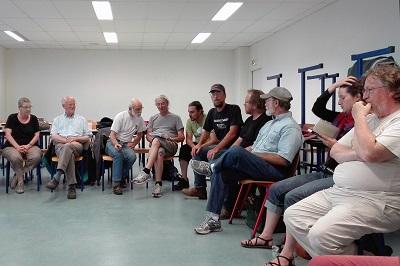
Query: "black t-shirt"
203 104 243 143
4 113 40 147
240 113 271 148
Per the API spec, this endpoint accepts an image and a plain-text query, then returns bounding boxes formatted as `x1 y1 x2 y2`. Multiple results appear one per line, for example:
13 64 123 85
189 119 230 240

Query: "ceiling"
0 0 335 50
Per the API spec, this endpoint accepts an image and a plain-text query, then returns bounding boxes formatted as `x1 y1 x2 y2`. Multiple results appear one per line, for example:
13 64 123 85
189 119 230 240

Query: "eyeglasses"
362 86 385 96
20 105 32 109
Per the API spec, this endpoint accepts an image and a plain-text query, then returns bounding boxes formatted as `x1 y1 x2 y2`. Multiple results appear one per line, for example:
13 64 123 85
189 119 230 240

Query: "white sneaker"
191 160 213 177
194 216 222 235
152 183 162 198
132 170 151 184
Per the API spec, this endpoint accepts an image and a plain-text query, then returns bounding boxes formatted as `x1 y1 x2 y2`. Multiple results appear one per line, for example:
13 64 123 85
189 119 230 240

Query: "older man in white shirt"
46 96 92 199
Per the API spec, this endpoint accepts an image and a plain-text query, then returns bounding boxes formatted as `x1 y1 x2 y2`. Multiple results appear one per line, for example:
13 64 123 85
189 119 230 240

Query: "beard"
265 106 274 116
214 101 223 108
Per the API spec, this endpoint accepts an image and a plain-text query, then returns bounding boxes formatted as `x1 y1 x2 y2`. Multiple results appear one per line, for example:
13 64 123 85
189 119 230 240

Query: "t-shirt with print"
333 110 400 192
110 110 146 143
148 112 184 138
186 115 205 143
239 113 271 148
203 104 243 143
4 113 40 147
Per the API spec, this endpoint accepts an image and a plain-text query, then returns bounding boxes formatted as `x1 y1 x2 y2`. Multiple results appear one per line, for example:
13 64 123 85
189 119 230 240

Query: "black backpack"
162 160 181 181
96 117 113 129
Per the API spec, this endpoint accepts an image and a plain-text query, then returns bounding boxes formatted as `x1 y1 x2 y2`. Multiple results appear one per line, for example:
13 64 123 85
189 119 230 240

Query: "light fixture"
212 2 243 21
103 32 118 43
191 33 211 44
92 1 113 20
4 31 26 42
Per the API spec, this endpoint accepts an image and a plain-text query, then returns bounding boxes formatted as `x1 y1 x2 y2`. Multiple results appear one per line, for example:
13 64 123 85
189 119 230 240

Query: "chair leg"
237 184 253 216
36 163 41 191
5 161 10 194
101 159 105 192
251 188 270 238
229 184 246 224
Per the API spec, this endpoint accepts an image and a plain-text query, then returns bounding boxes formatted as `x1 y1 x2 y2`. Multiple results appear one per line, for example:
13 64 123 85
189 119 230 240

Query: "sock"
207 212 219 221
54 170 63 181
143 168 150 174
155 181 162 186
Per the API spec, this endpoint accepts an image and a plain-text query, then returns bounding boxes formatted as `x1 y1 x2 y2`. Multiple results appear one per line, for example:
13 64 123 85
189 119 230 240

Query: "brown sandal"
264 255 295 266
240 236 273 249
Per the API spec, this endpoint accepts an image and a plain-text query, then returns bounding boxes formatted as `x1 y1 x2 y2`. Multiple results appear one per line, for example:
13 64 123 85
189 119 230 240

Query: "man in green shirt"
174 101 207 190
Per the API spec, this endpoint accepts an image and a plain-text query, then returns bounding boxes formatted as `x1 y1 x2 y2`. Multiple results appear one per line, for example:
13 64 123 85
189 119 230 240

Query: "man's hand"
191 144 201 157
114 143 122 151
352 101 371 120
207 147 220 160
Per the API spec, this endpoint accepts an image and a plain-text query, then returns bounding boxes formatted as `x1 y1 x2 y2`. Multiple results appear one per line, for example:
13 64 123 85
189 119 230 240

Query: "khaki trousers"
2 146 42 177
54 142 83 185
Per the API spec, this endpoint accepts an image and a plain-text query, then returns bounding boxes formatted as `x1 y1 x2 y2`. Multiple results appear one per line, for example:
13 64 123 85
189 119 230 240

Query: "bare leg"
179 159 189 180
265 233 296 266
241 209 281 247
145 138 161 169
154 147 165 182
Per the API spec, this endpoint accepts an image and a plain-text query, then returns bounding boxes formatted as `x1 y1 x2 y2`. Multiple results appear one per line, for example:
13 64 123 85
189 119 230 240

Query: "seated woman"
239 77 363 265
2 97 42 194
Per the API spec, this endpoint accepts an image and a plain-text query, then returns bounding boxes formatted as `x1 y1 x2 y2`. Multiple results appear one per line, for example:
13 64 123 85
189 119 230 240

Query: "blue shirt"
252 112 303 163
51 113 92 138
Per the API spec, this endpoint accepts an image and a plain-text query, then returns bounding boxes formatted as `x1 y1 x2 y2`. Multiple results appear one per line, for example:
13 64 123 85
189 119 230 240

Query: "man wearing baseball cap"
190 86 303 235
182 83 243 199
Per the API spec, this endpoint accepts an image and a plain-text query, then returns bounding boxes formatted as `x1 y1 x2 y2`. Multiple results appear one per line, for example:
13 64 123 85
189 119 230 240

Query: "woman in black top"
2 97 41 194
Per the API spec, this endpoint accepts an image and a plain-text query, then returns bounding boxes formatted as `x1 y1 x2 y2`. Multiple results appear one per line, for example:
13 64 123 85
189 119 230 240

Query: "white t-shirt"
110 110 146 143
333 110 400 192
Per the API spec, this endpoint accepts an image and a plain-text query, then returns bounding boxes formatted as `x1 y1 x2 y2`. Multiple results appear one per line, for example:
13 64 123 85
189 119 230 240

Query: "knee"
152 138 161 147
284 191 299 210
308 226 332 255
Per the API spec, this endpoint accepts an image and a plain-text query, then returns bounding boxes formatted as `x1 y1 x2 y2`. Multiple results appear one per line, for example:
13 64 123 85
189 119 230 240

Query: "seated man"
46 96 92 199
105 98 146 195
191 87 303 234
183 84 243 199
278 65 400 266
174 101 206 190
132 95 184 198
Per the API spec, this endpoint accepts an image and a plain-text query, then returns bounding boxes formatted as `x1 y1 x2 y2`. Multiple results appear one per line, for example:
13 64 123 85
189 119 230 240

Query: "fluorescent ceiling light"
191 33 211 44
103 32 118 43
92 1 113 20
4 31 25 42
212 2 243 21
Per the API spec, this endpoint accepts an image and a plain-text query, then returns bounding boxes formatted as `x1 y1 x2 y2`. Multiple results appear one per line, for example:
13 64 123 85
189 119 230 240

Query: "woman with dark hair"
240 77 363 266
2 97 42 194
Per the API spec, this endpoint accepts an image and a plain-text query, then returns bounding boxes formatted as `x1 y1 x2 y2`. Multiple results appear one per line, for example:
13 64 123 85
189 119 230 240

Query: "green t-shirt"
186 116 205 143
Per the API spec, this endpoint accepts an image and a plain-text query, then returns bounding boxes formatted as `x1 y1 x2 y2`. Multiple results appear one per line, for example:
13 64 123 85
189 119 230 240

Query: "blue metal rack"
351 46 395 78
267 73 283 87
298 63 324 125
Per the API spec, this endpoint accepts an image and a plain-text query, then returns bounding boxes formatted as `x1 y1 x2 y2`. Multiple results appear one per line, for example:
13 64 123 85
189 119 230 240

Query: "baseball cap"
209 84 226 93
261 87 293 102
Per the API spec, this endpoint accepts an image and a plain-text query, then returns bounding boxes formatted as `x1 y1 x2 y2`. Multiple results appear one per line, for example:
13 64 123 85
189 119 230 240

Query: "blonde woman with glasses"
2 97 42 194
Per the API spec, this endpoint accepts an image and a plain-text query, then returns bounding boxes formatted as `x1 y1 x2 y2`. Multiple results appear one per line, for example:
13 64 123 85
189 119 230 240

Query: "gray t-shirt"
148 112 184 138
110 110 146 143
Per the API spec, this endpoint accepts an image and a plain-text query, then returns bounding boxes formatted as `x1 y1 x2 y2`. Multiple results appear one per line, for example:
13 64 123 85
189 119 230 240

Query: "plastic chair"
228 152 300 238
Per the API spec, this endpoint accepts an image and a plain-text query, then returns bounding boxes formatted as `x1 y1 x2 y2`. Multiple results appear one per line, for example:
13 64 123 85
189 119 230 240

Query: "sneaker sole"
152 193 162 198
194 228 223 235
132 177 150 185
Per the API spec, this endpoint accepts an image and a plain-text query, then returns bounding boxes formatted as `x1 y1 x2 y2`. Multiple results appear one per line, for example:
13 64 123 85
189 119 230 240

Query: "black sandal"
240 236 273 249
264 255 294 266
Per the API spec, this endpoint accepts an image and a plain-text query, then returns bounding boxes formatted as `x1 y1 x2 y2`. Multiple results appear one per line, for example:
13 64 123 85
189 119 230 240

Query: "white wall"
249 0 400 123
0 46 5 120
5 49 238 122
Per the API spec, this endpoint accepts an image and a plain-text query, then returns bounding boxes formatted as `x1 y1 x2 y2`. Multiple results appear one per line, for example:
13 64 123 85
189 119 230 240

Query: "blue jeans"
266 172 334 214
207 146 286 215
193 145 226 188
105 141 137 183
